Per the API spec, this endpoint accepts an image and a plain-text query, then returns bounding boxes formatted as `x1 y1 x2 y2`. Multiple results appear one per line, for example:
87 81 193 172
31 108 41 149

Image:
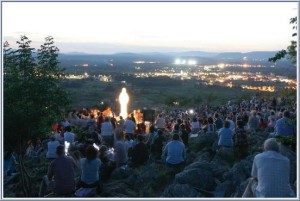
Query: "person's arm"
251 158 257 179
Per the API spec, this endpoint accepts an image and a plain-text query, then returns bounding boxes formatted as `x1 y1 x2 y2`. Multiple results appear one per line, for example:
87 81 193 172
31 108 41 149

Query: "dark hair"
180 124 185 130
56 145 65 156
207 117 214 124
214 113 219 118
173 133 180 140
224 121 230 128
65 126 71 132
237 120 243 128
137 134 144 142
283 111 290 118
85 145 98 161
158 129 163 136
149 125 155 133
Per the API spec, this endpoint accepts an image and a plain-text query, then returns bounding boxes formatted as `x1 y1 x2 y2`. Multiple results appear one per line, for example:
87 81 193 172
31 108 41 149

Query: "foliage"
3 35 70 196
269 17 297 65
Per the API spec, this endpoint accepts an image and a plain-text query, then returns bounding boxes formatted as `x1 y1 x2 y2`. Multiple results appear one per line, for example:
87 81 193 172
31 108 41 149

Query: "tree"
3 36 70 196
269 17 297 65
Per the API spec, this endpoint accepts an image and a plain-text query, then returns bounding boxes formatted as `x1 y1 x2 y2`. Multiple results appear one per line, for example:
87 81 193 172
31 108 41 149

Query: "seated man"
162 133 186 167
242 138 295 197
274 111 295 137
39 145 77 197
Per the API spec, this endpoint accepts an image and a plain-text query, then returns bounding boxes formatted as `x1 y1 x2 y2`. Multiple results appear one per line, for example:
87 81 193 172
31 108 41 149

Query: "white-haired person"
242 138 295 197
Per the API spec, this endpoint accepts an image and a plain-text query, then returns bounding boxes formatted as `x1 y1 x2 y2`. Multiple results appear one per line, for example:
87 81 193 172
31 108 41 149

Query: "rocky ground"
4 130 297 198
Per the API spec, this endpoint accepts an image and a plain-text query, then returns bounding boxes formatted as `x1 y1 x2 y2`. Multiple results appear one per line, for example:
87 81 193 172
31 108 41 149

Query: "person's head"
283 110 290 118
224 121 230 128
237 120 243 128
86 145 98 161
149 125 155 133
158 114 162 118
119 116 123 120
192 117 197 122
172 133 180 141
177 118 182 124
271 111 275 116
65 126 71 132
207 117 214 124
105 116 110 122
137 134 144 142
263 138 279 152
180 124 185 130
214 113 219 118
99 145 108 156
56 145 65 156
50 135 56 141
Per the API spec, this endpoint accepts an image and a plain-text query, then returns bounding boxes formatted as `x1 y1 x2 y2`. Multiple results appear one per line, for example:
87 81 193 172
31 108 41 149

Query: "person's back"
124 119 135 134
114 129 128 167
218 121 233 147
254 151 292 197
101 119 113 136
80 158 101 183
47 152 76 195
132 135 149 167
64 127 75 146
275 111 294 137
163 134 185 165
46 137 60 159
248 112 259 130
243 138 295 198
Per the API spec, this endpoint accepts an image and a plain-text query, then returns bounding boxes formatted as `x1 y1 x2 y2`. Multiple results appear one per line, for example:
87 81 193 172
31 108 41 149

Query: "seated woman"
78 145 102 192
46 136 60 161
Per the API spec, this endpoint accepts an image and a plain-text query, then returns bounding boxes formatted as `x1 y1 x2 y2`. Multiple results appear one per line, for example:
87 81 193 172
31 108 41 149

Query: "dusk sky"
2 2 298 54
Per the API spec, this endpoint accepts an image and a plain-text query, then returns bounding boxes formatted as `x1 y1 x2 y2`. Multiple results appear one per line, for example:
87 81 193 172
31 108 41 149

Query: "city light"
189 109 194 114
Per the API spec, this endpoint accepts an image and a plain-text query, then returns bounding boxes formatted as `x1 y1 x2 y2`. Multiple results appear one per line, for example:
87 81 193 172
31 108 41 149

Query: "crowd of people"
4 95 297 197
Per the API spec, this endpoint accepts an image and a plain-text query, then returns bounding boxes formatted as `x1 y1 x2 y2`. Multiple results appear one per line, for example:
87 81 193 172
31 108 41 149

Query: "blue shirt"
275 117 294 137
163 140 186 165
80 158 101 184
218 128 233 146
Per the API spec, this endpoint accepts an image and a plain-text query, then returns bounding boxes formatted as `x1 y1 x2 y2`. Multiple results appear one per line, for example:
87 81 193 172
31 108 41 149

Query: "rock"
175 168 215 190
161 183 202 197
193 133 218 152
233 178 250 197
110 166 134 180
224 159 252 187
215 147 235 164
102 181 137 197
213 181 235 197
279 144 296 184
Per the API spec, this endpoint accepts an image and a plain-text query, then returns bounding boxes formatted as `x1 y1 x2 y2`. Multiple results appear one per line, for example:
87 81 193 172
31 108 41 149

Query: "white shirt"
252 151 294 197
155 117 165 129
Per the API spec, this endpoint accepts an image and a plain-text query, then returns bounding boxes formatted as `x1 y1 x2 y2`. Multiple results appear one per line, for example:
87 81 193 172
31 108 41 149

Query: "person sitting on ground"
123 117 136 140
64 126 76 149
146 125 157 149
267 111 276 132
214 113 223 130
218 121 234 148
274 110 295 137
46 135 60 161
113 128 128 168
101 116 114 147
242 138 295 197
99 145 115 181
248 111 259 131
205 117 217 134
131 135 149 168
150 129 165 160
180 124 189 146
77 145 102 192
39 145 77 197
162 133 186 167
233 120 249 160
191 117 200 134
155 114 166 131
